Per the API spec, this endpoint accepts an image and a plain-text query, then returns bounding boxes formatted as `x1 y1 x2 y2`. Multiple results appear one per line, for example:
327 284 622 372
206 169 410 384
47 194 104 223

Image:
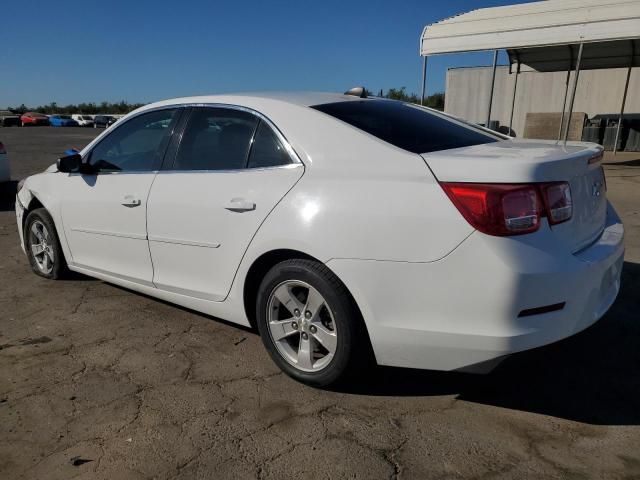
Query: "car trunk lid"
422 139 607 252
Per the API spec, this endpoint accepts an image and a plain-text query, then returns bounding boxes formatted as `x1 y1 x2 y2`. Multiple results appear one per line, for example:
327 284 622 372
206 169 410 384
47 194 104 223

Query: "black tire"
24 208 69 280
256 259 372 387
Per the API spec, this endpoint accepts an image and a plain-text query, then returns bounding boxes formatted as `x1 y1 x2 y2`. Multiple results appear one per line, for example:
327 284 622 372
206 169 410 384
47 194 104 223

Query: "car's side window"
172 108 258 171
89 108 179 172
247 121 293 169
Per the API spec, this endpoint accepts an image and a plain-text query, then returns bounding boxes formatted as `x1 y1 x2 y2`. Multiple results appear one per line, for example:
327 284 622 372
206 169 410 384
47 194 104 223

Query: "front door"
60 108 181 284
147 107 303 300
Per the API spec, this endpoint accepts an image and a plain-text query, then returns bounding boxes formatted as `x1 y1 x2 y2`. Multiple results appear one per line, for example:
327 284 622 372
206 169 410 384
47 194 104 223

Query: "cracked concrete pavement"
1 127 639 479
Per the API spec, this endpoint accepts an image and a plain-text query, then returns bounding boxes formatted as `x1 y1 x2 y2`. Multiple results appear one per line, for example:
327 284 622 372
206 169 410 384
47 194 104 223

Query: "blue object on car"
64 148 80 156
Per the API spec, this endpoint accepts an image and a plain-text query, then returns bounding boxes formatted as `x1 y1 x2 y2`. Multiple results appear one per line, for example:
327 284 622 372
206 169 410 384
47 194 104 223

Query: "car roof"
143 91 369 111
79 91 424 170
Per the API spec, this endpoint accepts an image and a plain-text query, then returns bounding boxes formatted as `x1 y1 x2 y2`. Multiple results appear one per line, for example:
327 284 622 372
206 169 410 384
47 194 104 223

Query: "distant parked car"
72 114 94 127
0 141 9 183
93 115 117 128
20 112 50 127
0 110 21 127
49 115 79 127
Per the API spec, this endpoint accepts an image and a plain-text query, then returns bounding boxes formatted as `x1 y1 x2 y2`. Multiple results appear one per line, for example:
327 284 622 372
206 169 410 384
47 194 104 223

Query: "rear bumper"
327 202 624 372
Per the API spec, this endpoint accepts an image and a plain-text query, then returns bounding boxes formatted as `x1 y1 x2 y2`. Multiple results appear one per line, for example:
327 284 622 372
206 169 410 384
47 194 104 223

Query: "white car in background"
0 141 10 182
71 114 94 127
14 91 624 386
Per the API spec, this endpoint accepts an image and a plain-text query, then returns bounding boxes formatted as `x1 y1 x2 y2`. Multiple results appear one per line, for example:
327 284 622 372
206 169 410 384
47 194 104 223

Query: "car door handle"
224 198 256 212
121 195 142 207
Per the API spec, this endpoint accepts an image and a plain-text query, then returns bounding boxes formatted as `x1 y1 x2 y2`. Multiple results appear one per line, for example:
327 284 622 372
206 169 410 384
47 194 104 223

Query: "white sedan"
72 114 95 127
14 92 624 386
0 141 10 183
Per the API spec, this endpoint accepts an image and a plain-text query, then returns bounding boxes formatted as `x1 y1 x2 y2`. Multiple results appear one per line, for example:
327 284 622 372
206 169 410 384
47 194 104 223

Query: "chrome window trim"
69 170 161 175
79 102 304 175
156 163 303 175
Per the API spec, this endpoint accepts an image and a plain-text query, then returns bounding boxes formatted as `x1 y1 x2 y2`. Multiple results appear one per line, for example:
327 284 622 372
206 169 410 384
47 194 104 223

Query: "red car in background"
20 112 50 126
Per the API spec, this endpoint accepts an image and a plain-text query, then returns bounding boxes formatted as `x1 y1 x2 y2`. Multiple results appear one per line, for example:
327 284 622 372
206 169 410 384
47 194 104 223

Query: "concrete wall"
445 66 640 138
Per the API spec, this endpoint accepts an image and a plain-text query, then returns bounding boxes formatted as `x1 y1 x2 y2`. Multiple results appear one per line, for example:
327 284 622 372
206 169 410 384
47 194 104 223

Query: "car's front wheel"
24 208 68 279
256 259 371 387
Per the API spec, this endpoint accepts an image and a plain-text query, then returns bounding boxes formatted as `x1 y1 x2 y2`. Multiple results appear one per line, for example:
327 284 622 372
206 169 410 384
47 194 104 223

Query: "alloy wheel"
29 220 55 274
267 280 338 372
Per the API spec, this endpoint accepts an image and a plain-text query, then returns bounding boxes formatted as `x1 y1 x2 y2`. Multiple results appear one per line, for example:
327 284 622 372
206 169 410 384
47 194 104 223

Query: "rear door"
147 106 303 301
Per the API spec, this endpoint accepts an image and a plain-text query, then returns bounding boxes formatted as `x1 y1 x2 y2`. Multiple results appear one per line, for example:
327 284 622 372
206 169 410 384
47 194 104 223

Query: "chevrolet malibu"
15 92 624 386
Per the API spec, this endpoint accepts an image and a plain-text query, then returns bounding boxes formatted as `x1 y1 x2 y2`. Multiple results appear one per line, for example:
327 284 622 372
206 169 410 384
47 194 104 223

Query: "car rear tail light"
541 182 572 225
0 142 5 154
441 181 572 236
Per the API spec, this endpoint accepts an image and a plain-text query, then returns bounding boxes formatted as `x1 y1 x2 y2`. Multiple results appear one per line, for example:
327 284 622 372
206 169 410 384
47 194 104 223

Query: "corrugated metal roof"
421 0 640 69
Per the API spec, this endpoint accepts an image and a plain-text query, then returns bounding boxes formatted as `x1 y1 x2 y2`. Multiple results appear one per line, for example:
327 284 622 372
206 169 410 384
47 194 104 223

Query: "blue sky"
1 0 533 108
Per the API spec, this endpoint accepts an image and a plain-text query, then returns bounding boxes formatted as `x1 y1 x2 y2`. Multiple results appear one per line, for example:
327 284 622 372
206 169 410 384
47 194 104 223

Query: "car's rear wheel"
256 259 371 387
24 208 68 280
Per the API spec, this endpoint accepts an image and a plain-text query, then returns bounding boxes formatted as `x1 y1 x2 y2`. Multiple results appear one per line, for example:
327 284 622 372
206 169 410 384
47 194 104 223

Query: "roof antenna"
344 86 367 98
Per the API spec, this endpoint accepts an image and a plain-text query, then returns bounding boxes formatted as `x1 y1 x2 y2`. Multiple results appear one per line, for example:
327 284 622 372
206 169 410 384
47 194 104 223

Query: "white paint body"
71 115 94 127
14 93 624 372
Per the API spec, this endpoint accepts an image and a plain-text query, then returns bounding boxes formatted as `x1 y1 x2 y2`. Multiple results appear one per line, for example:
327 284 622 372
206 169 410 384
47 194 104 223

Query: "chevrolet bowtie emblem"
592 182 602 197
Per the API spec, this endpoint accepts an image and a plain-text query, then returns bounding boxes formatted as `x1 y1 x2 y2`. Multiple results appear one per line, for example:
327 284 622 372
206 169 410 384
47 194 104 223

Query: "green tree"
379 87 445 110
12 101 147 115
9 104 28 114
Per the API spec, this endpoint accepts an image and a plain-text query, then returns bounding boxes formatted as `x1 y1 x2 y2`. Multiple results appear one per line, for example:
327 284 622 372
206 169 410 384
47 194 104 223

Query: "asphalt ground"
1 126 639 479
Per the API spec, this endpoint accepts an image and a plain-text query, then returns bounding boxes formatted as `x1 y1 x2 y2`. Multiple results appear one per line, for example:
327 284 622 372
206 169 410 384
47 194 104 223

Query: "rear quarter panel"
238 101 473 264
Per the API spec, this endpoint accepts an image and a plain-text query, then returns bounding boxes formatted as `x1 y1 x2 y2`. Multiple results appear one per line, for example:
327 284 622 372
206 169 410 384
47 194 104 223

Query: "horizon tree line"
6 89 445 115
6 101 146 115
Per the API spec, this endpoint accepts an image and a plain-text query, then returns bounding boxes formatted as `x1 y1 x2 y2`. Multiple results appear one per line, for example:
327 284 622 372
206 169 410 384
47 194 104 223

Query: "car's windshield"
60 115 71 119
311 100 499 154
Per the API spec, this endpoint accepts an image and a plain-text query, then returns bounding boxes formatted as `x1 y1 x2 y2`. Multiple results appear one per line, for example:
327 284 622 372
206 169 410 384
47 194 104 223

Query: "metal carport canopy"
420 0 640 71
419 0 640 150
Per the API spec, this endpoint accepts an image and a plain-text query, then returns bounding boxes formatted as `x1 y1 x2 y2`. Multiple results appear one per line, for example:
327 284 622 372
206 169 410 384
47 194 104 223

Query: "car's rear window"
311 100 498 154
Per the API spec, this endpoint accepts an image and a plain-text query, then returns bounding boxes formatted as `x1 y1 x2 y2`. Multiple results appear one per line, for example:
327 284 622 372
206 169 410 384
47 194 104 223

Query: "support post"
508 61 520 136
486 49 498 129
564 42 584 144
558 46 573 140
558 70 571 140
613 42 634 155
421 56 428 106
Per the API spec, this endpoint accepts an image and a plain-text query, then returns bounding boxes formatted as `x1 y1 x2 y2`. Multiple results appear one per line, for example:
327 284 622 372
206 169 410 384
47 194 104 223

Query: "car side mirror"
57 153 82 173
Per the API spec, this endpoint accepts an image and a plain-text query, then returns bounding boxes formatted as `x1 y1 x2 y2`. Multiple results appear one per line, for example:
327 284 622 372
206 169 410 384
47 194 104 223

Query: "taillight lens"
441 181 572 236
541 182 572 225
442 183 542 235
0 142 5 155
